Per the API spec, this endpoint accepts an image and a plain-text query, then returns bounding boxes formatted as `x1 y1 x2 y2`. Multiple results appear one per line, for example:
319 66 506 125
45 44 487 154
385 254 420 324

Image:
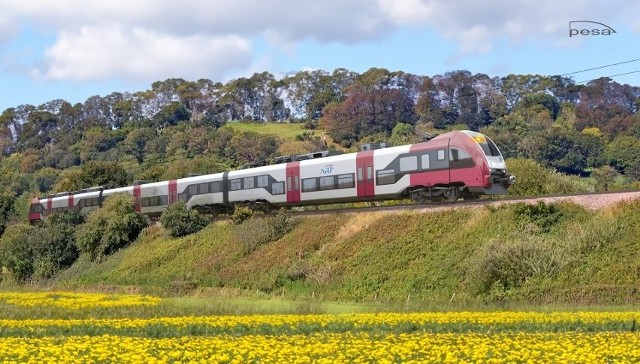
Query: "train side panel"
227 165 287 206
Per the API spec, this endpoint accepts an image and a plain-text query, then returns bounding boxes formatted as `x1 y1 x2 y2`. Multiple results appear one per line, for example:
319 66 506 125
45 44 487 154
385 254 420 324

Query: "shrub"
235 209 298 255
511 201 563 233
0 223 37 282
75 193 148 261
160 201 209 238
31 211 84 279
231 206 254 225
471 237 562 294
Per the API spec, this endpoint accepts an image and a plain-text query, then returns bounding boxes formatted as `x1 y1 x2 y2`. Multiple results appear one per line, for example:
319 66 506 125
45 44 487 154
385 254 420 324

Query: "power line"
575 69 640 84
559 58 640 77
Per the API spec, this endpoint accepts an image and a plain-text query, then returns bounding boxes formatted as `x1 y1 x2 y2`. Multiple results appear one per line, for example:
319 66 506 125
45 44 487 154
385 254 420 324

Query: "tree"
160 201 209 238
0 223 37 282
79 161 130 189
31 212 83 278
606 135 640 176
591 166 619 191
153 102 191 129
229 131 280 167
75 194 148 261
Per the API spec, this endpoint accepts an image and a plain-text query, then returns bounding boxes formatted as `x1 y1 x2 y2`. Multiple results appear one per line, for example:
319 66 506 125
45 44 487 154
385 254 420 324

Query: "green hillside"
49 198 640 305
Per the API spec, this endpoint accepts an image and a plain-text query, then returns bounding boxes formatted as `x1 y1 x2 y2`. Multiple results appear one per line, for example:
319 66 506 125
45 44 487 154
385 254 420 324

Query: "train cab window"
450 148 471 162
399 156 418 172
272 181 284 195
377 170 395 185
421 154 430 169
230 179 242 191
257 175 269 188
337 174 355 189
244 177 254 189
319 176 335 190
437 150 446 160
302 178 317 192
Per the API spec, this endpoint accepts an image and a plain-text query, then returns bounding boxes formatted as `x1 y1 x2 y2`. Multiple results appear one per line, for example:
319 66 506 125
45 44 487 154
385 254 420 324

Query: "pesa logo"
569 20 616 37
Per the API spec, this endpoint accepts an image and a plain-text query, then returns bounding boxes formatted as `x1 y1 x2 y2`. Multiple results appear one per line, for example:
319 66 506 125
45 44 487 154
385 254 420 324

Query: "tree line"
0 67 639 236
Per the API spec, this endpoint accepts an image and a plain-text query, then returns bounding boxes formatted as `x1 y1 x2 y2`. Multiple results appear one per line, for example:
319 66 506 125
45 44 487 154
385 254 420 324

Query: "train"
28 130 515 223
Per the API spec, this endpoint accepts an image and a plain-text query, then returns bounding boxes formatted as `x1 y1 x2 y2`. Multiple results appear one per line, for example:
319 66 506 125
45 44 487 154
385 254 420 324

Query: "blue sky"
0 0 638 112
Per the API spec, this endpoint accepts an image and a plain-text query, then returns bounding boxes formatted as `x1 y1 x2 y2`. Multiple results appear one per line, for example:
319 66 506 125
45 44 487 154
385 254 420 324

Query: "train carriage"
29 130 514 223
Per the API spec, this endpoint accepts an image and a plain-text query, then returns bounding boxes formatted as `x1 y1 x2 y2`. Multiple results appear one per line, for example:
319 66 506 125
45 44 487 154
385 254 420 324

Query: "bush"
75 193 148 261
231 206 254 224
512 201 563 233
471 237 563 294
31 211 84 279
0 223 37 282
235 209 298 255
160 201 209 238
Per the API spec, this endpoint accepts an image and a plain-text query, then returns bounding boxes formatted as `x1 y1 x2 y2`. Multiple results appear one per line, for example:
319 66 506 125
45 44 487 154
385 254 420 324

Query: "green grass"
222 121 307 140
13 198 640 306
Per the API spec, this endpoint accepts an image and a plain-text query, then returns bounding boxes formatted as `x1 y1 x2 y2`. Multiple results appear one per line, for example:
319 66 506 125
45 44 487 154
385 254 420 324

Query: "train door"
356 150 375 198
133 185 142 212
168 180 178 205
286 161 301 203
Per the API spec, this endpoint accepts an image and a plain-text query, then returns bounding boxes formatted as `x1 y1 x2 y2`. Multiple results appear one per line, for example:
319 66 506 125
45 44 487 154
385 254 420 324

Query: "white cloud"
36 25 252 82
0 14 16 44
377 0 616 53
1 0 637 84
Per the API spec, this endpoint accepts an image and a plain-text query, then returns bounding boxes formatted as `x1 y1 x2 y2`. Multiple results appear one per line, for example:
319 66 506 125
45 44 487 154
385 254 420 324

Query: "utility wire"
575 69 640 84
559 58 640 77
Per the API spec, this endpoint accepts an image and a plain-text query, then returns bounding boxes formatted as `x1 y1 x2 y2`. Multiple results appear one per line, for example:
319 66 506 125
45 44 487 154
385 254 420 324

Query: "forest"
0 67 639 235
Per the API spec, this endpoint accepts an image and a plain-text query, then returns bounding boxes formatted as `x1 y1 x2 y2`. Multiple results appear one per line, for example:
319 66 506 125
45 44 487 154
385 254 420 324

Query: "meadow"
1 291 639 363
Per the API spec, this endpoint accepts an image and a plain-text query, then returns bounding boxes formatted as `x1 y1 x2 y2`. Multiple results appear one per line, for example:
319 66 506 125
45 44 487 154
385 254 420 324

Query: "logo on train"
320 164 334 175
569 20 616 37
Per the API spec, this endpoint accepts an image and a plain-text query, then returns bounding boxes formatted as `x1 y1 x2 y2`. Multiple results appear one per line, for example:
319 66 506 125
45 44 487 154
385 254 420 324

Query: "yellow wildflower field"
1 332 639 363
0 291 160 309
1 291 639 363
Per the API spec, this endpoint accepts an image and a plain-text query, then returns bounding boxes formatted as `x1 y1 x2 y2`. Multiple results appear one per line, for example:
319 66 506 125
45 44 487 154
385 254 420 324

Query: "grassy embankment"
49 197 640 306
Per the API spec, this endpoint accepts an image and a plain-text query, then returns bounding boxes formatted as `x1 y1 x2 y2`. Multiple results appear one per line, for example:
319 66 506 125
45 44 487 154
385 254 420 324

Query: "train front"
463 131 515 195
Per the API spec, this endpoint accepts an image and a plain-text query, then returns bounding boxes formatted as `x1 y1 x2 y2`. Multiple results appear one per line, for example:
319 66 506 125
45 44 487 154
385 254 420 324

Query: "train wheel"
443 187 461 202
461 189 480 200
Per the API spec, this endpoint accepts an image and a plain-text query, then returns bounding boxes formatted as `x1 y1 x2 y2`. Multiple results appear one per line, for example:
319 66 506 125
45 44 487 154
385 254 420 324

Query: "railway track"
250 189 640 219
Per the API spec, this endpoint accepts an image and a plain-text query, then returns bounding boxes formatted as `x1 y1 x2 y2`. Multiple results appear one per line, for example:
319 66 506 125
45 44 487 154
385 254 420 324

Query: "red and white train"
29 130 515 223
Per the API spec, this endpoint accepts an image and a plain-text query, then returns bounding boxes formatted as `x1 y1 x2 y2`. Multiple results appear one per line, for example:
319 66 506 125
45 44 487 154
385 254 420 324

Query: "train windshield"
468 133 502 157
480 138 501 157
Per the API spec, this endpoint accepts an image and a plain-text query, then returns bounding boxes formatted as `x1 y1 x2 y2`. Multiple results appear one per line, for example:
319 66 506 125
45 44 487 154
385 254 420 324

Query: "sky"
0 0 639 112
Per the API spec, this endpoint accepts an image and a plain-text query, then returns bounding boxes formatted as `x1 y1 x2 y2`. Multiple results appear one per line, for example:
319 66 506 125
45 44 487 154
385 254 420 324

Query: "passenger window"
230 179 242 191
421 154 430 169
244 177 254 189
377 170 396 185
337 174 355 189
302 178 317 192
272 182 285 195
319 176 334 190
257 175 269 188
399 156 418 172
198 183 209 194
209 181 222 193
